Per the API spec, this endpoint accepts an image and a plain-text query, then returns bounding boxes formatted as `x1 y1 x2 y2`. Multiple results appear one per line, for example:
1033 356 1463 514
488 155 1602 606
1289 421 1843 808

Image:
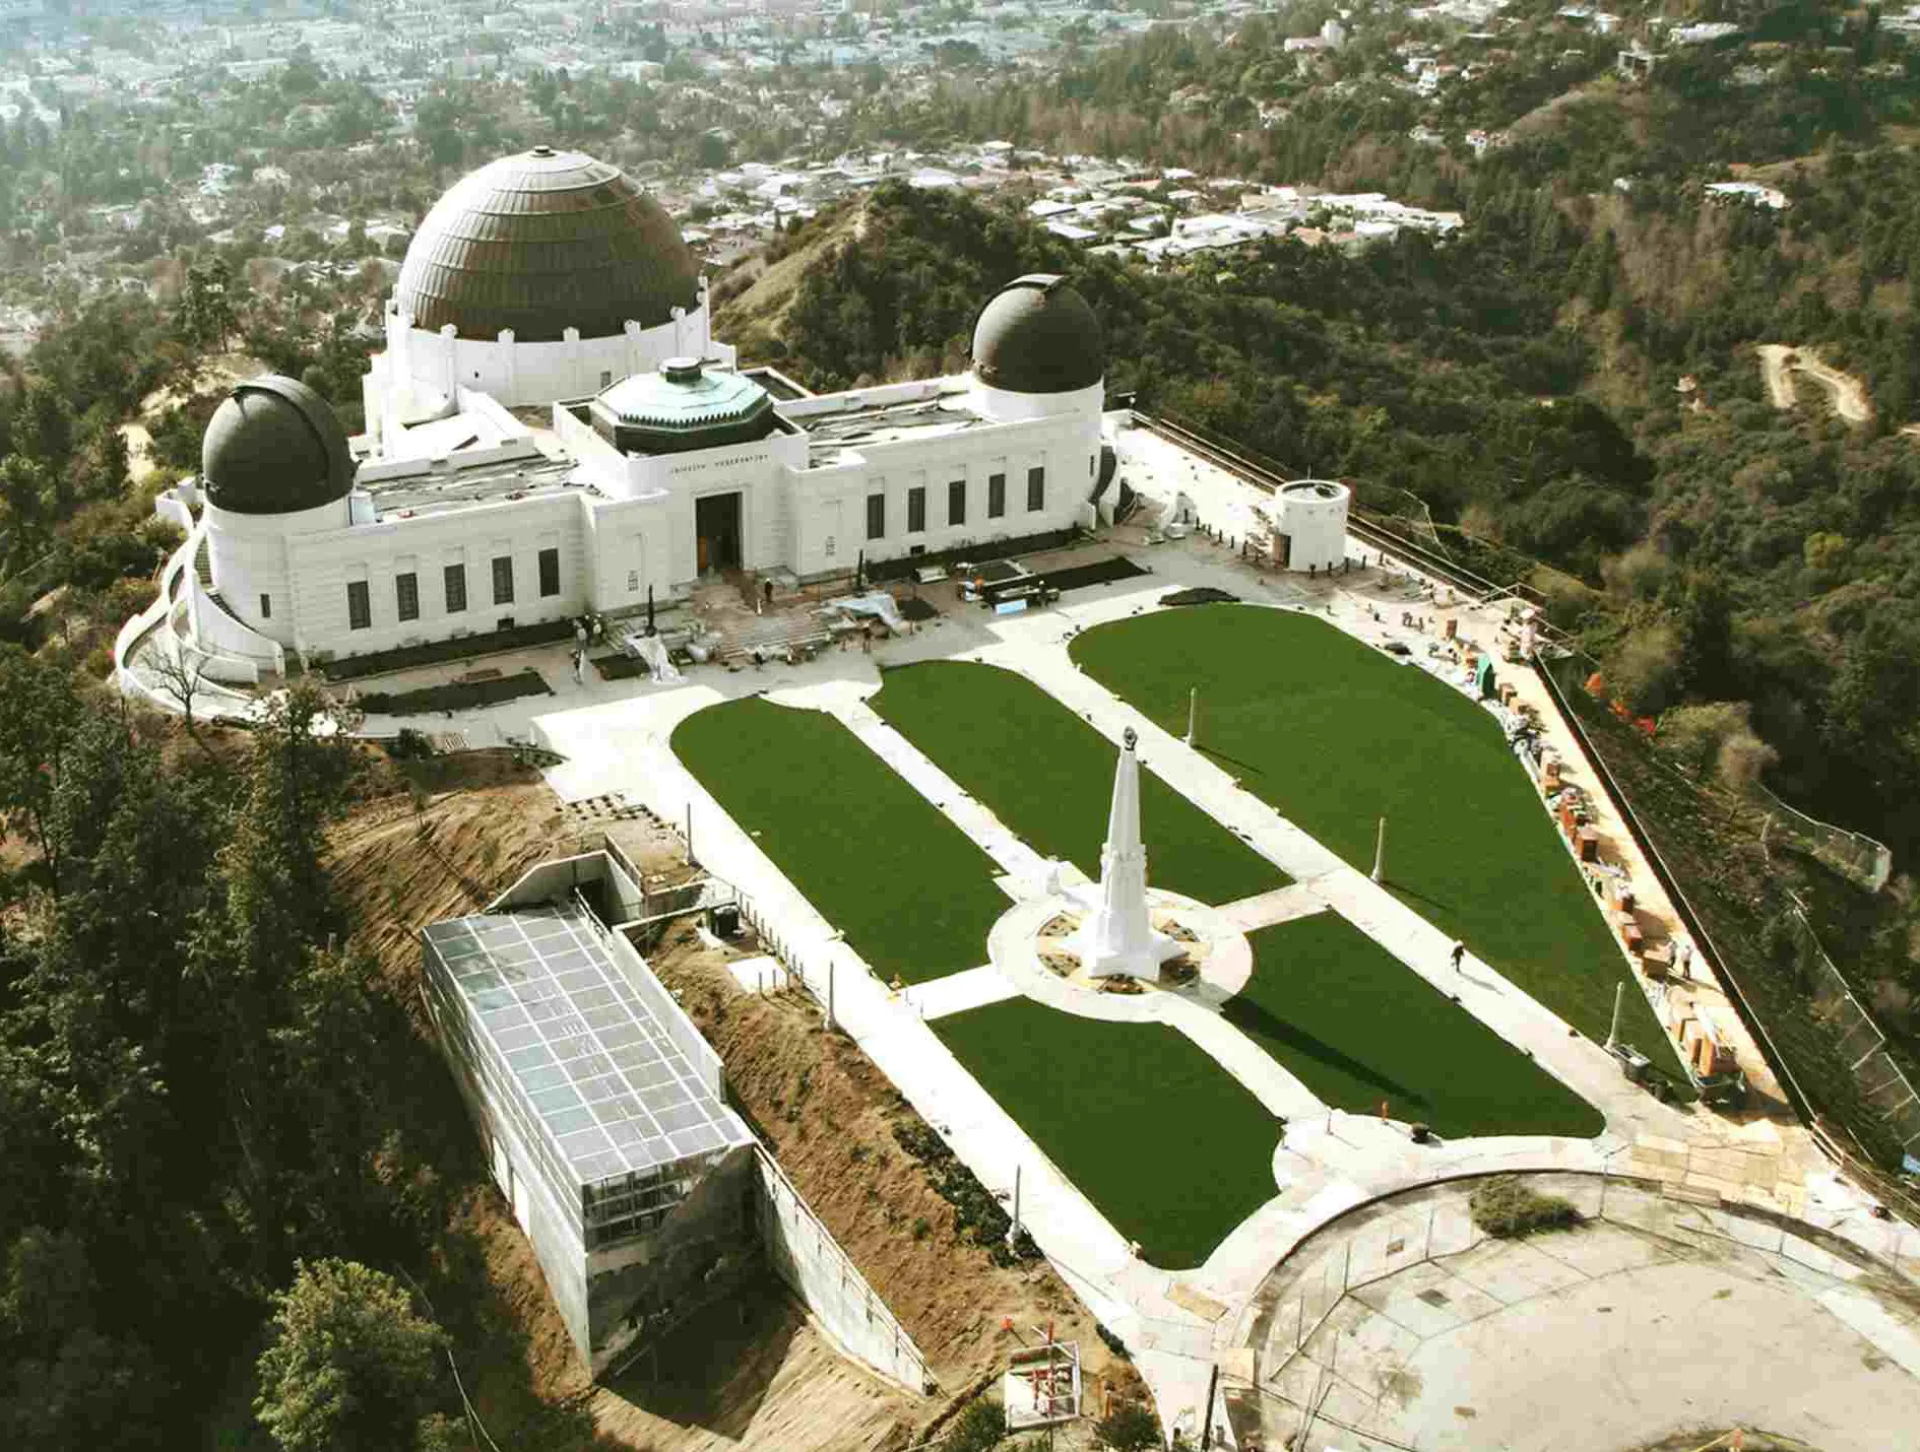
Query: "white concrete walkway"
906 965 1020 1022
503 567 1719 1434
373 420 1903 1436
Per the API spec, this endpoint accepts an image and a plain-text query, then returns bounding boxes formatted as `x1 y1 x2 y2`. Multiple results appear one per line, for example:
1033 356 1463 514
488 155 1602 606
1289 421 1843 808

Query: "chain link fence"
1535 647 1918 1171
1789 905 1920 1161
1228 1169 1920 1452
1759 784 1894 892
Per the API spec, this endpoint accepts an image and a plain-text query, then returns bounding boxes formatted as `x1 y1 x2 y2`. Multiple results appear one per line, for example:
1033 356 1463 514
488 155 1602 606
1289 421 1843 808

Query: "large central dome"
395 146 701 343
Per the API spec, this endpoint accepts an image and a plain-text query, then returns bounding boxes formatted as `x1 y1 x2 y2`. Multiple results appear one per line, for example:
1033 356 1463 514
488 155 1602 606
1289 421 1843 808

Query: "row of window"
344 547 562 631
866 467 1045 542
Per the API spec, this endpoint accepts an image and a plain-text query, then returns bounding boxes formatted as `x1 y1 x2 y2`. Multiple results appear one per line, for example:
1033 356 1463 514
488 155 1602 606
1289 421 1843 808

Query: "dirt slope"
119 351 270 484
647 925 1138 1407
712 202 864 359
1756 343 1872 423
327 754 1131 1450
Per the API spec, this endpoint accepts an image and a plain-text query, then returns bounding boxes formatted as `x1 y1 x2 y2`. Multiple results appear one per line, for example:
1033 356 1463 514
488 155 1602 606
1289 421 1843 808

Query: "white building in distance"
125 147 1114 683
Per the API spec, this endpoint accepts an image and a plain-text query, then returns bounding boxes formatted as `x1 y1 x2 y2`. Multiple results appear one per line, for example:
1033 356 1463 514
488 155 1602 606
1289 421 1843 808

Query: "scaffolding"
1002 1331 1082 1431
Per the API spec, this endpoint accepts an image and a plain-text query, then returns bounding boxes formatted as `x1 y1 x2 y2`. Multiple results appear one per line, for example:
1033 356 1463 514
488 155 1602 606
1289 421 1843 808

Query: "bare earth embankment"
327 752 1134 1452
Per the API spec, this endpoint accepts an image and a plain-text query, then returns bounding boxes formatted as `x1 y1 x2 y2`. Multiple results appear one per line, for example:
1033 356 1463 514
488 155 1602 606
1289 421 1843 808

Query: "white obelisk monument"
1069 728 1181 979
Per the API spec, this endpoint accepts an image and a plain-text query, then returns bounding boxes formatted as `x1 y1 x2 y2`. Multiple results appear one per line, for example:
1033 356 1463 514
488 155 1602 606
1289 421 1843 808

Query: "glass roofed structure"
421 855 757 1373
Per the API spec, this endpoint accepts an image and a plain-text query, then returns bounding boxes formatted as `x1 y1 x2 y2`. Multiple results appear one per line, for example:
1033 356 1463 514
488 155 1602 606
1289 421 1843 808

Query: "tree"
0 646 83 889
0 1228 169 1452
0 455 56 572
176 258 238 353
150 646 216 759
943 1397 1006 1452
1095 1401 1161 1452
253 1259 448 1452
17 381 74 472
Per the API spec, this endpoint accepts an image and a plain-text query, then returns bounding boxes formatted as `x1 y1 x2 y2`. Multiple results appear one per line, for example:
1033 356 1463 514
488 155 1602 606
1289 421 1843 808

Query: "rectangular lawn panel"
871 661 1285 905
671 696 1007 983
1071 604 1686 1082
933 997 1279 1268
1232 914 1603 1139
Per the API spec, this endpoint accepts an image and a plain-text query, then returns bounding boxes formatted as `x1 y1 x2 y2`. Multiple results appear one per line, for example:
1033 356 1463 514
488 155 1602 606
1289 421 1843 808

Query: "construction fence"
1229 1168 1920 1452
1789 903 1920 1162
1533 646 1920 1169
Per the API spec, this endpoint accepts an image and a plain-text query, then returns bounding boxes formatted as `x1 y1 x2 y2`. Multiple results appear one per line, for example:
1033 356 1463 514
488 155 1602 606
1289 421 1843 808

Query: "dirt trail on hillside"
117 352 269 486
1757 344 1799 409
327 753 1133 1450
1756 344 1872 423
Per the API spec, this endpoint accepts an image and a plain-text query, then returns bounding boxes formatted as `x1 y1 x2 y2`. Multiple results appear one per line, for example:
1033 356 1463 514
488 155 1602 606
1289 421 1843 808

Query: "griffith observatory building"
124 146 1122 683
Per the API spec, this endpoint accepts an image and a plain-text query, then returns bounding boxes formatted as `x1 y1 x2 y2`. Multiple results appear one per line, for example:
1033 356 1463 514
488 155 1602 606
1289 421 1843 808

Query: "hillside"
724 169 1920 1162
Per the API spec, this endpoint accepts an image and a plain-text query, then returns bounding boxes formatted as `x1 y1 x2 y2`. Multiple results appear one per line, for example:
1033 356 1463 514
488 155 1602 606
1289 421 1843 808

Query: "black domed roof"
201 376 354 516
970 275 1105 394
395 146 701 343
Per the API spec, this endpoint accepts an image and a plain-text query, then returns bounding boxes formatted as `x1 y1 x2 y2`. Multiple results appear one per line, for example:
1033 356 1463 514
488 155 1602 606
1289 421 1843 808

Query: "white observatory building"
1269 478 1351 574
123 147 1116 685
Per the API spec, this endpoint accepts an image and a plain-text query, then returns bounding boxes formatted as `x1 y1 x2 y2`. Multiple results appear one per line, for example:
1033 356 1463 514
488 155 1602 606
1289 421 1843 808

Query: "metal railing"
1760 783 1894 893
1787 900 1920 1159
1230 1168 1918 1451
1537 649 1920 1171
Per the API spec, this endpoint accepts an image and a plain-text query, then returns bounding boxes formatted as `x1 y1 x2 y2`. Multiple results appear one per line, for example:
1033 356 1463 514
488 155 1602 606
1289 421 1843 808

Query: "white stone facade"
183 365 1103 666
1273 479 1352 574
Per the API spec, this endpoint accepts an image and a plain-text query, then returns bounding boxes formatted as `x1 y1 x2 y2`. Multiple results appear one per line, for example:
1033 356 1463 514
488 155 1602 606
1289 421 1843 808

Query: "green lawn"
1230 913 1604 1139
671 696 1007 983
870 661 1285 905
933 998 1280 1268
1072 604 1685 1080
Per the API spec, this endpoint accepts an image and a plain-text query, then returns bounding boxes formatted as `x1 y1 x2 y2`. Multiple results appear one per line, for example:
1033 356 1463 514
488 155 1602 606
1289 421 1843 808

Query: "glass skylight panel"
426 900 752 1210
528 1084 580 1114
549 1107 600 1139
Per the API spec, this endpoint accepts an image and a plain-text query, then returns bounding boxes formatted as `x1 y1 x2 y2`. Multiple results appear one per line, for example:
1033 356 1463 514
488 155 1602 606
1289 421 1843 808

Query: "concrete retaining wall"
755 1148 934 1394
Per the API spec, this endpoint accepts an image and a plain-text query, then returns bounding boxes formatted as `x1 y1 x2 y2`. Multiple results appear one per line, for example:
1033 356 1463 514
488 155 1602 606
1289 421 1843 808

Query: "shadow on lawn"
1195 743 1267 779
1222 996 1429 1110
1383 880 1462 919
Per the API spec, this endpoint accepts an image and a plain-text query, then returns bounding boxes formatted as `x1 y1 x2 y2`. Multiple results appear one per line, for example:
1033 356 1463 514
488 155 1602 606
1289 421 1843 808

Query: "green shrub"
1096 1402 1160 1452
1468 1175 1581 1238
943 1397 1005 1452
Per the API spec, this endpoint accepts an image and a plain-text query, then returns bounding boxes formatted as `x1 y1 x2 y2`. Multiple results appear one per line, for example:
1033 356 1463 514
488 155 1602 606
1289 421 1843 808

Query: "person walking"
572 647 585 686
1450 941 1465 973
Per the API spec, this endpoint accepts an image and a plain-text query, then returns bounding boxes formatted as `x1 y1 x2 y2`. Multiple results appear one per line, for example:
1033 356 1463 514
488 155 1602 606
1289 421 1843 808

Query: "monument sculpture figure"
1067 728 1181 979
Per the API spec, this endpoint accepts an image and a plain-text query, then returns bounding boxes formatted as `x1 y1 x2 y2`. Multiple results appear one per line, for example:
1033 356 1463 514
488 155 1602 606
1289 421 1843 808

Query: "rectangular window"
395 571 419 622
444 563 467 613
988 472 1006 518
866 492 885 541
1027 465 1046 512
491 555 514 605
538 547 560 597
346 579 370 631
948 478 966 526
907 486 926 533
259 593 271 620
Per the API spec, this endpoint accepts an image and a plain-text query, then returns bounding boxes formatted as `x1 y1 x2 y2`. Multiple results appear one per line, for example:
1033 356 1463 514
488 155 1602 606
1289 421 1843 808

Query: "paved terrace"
344 423 1909 1440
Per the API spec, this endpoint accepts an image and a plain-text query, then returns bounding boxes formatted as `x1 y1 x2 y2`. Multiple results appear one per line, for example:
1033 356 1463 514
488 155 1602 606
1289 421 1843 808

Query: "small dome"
201 376 354 516
590 359 776 455
970 275 1105 394
395 146 700 342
